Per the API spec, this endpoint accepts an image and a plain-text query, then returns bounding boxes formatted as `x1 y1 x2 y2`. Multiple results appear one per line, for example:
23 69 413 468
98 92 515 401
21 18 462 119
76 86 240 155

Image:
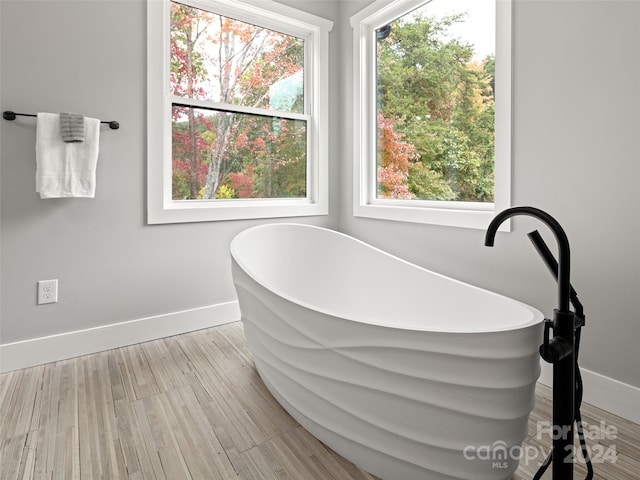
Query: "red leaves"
377 113 418 199
227 166 256 198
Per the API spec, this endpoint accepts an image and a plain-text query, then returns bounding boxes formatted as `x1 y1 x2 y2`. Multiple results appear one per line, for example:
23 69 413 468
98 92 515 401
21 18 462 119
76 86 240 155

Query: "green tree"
376 11 495 202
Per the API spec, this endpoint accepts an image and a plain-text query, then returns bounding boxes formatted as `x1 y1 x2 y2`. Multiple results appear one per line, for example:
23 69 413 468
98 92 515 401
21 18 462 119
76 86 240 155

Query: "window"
351 0 511 229
148 0 332 224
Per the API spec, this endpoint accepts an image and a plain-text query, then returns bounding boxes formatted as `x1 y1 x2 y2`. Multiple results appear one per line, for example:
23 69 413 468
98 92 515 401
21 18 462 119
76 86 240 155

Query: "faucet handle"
528 230 585 318
540 317 574 364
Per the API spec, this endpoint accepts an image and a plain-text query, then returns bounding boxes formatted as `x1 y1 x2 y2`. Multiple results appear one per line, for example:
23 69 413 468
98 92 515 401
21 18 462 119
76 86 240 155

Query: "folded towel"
36 112 100 198
59 112 85 143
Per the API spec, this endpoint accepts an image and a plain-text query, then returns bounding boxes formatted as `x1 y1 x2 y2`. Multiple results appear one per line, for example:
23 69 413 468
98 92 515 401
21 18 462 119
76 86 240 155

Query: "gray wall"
1 0 638 390
338 0 640 388
0 0 338 343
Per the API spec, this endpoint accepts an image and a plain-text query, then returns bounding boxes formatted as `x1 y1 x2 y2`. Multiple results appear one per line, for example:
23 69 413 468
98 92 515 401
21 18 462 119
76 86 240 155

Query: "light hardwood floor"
1 322 638 480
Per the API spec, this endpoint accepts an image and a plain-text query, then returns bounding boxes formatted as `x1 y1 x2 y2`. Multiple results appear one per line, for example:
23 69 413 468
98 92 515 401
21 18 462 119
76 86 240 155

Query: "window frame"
350 0 512 230
147 0 333 224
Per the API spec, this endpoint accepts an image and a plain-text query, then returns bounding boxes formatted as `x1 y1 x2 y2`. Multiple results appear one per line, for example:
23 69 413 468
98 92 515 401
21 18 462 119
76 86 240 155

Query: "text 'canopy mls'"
169 1 307 200
376 0 496 203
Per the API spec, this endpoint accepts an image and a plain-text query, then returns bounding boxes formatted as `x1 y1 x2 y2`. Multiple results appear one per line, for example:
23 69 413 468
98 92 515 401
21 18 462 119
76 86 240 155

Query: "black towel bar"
3 110 119 130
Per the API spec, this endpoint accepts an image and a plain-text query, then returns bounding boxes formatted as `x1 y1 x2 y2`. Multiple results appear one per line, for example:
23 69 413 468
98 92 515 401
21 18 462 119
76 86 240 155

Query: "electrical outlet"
37 279 58 305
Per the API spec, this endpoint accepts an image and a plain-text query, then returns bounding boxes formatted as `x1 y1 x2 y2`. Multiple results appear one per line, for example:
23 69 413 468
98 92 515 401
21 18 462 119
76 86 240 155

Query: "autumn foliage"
170 1 496 203
170 1 306 200
377 113 418 199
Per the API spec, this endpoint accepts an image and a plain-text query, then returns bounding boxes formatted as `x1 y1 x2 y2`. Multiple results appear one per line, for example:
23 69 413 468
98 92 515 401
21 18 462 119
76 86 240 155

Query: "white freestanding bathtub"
230 224 543 480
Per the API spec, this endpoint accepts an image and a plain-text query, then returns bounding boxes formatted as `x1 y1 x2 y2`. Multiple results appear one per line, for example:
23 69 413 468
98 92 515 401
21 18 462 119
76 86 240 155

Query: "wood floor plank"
128 398 168 480
117 345 162 402
1 432 28 480
0 370 16 415
139 340 189 395
239 443 281 480
158 387 218 479
1 321 637 480
174 384 239 479
113 400 145 480
0 366 43 441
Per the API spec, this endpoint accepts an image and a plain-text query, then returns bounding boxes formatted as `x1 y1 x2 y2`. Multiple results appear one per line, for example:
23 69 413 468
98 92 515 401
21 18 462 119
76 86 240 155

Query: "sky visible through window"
415 0 495 60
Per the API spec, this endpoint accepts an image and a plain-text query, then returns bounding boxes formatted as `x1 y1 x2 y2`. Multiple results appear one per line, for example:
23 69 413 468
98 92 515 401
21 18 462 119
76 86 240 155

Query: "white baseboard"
0 301 241 373
539 360 640 424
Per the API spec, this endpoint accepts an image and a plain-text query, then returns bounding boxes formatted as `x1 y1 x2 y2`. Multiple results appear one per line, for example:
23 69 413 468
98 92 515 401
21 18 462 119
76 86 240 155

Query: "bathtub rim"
230 223 544 334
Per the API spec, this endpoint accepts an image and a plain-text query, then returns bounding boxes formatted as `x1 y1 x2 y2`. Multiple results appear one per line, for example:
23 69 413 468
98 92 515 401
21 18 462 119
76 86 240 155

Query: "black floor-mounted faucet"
485 206 580 480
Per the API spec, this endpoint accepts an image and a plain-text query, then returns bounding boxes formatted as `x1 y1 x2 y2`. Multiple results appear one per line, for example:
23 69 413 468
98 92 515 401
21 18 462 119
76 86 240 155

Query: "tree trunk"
204 113 234 199
185 28 198 199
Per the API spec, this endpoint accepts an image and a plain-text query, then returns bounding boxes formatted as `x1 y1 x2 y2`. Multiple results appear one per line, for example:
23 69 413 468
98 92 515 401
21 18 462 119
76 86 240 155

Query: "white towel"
36 112 100 198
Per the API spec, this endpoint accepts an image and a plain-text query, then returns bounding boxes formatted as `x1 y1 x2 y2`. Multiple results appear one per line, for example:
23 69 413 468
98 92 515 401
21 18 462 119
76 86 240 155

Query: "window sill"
353 201 510 231
148 198 328 225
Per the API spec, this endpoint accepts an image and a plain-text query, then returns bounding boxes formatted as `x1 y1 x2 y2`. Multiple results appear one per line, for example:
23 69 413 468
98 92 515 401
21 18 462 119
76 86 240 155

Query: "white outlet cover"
38 279 58 305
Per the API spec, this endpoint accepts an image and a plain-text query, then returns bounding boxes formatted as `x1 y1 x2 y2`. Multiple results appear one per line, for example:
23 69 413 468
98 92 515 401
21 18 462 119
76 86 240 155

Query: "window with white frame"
147 0 332 224
351 0 511 229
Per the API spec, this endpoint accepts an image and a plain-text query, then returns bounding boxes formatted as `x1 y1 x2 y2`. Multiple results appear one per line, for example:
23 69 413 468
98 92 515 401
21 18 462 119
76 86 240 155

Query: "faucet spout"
485 206 571 313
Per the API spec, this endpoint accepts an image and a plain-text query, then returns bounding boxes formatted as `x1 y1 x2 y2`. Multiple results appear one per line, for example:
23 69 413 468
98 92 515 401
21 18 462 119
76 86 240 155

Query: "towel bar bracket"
3 110 119 130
